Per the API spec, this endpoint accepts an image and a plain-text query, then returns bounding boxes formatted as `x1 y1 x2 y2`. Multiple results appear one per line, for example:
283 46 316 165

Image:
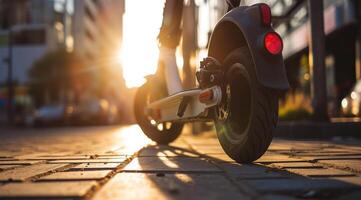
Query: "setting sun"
120 0 165 88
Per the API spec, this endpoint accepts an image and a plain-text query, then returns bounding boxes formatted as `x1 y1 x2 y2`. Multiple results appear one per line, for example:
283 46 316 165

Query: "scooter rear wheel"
214 47 279 163
134 82 184 144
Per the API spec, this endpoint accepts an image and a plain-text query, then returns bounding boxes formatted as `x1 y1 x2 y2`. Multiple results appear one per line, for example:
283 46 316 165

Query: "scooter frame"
146 47 222 123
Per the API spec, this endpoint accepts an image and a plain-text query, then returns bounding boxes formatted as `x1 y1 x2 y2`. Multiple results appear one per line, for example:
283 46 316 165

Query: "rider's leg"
158 0 184 95
160 47 182 95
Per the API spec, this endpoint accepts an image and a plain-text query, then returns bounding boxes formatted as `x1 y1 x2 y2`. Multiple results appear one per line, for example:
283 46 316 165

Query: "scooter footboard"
146 87 221 122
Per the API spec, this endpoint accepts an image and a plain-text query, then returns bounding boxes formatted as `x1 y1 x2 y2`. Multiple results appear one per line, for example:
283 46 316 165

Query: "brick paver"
242 178 359 195
0 163 67 181
71 163 122 170
48 158 126 164
39 170 112 180
285 168 355 177
123 156 221 172
0 165 21 171
0 181 97 198
0 160 41 165
319 159 361 172
269 162 323 169
0 125 361 199
93 173 249 200
217 162 289 179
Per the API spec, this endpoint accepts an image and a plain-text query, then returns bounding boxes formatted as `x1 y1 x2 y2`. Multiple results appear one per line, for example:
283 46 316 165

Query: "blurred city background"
0 0 361 127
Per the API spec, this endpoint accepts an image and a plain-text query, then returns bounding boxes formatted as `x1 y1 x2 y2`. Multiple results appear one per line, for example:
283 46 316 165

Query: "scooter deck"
147 89 201 109
146 87 221 122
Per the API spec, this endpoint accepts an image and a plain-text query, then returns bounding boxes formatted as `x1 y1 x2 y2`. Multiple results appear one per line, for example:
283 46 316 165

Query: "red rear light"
259 4 271 26
264 32 283 55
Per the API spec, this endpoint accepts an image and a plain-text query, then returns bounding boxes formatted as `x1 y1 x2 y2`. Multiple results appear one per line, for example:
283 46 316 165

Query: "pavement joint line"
22 163 78 183
209 160 261 199
120 170 224 174
83 145 147 200
307 174 357 178
285 155 361 164
265 162 326 169
264 163 360 179
0 165 27 172
181 139 261 198
313 161 361 175
0 163 74 184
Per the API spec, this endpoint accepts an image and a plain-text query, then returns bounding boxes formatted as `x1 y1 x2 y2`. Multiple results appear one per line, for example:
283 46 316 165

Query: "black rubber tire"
214 47 279 163
134 82 184 144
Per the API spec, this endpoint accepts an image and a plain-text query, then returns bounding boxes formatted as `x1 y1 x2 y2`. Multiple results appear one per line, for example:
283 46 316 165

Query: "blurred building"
0 0 75 116
0 0 73 85
71 0 126 104
0 0 125 121
0 0 125 83
72 0 124 64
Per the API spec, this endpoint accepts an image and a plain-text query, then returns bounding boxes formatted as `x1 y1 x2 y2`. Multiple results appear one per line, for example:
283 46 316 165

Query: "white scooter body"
146 47 222 123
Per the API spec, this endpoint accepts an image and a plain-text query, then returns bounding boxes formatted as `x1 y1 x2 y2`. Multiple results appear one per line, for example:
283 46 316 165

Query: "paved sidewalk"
0 125 361 199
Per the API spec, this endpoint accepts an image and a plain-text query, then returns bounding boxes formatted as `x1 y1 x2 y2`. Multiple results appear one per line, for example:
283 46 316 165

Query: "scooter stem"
159 47 183 95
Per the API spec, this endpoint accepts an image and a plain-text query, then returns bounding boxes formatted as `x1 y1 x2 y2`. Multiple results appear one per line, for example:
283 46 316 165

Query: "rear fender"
208 5 289 90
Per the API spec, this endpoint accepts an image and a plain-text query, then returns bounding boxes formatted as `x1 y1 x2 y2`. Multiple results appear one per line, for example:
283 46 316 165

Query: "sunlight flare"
120 0 165 88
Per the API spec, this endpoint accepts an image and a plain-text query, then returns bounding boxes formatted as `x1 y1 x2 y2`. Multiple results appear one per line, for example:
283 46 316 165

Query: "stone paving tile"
318 159 361 173
285 168 355 177
336 145 361 152
139 146 199 157
268 144 296 151
184 137 221 146
37 152 79 157
294 152 361 156
255 154 306 163
217 163 289 179
330 175 361 188
205 153 235 162
298 155 361 161
0 152 20 158
0 160 41 165
0 181 97 198
92 173 250 200
39 170 112 181
28 155 93 160
206 152 305 163
0 163 67 181
48 158 126 164
290 152 361 157
332 176 361 187
14 153 50 159
335 191 361 200
25 155 126 161
190 146 226 154
321 148 361 152
256 194 300 200
123 157 221 172
0 165 22 171
96 155 128 159
70 163 121 170
0 158 15 161
242 178 360 195
268 142 322 151
269 162 323 169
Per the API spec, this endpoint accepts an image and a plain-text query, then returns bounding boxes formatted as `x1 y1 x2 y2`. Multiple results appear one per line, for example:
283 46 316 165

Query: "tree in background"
28 49 89 107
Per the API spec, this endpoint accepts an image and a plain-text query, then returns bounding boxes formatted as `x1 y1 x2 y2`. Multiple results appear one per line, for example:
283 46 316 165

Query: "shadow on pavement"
135 144 361 199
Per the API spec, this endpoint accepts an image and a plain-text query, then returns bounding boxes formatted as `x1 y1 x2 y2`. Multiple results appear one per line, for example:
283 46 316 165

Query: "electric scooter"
134 2 289 163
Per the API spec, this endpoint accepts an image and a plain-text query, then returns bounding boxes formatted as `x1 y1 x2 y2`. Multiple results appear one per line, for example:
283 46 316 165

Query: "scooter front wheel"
134 82 184 144
214 47 279 163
